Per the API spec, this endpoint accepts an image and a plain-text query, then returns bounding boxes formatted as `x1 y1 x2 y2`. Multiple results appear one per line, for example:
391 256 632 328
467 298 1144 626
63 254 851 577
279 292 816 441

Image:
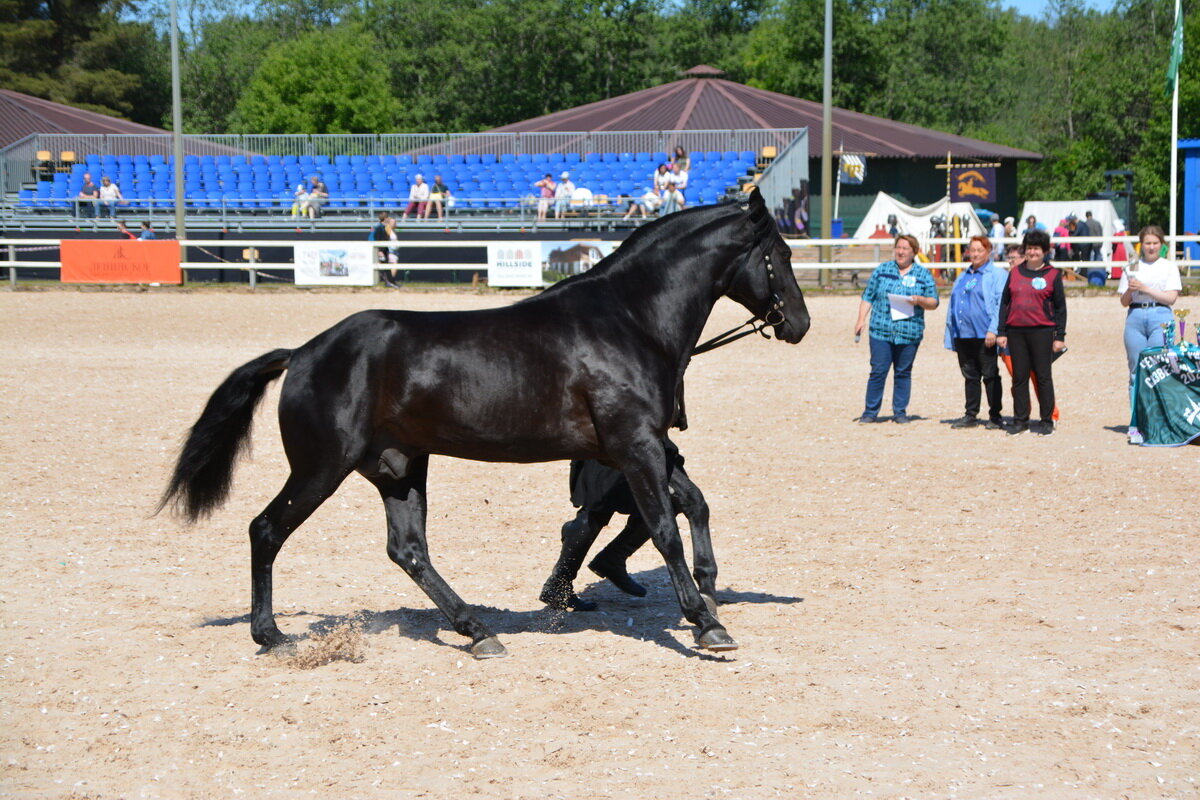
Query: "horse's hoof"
701 593 720 620
254 629 292 650
698 625 738 652
470 637 508 659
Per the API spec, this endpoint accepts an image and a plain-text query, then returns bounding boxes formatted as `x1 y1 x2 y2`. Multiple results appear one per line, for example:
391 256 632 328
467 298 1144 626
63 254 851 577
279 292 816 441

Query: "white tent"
1018 199 1121 259
852 192 988 252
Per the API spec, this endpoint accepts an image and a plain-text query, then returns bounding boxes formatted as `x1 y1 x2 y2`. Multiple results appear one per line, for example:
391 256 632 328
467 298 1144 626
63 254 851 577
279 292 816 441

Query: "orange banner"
61 240 182 284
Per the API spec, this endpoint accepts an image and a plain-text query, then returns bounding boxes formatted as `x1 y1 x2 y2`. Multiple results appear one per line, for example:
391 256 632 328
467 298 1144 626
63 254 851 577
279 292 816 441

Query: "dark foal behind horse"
160 190 809 659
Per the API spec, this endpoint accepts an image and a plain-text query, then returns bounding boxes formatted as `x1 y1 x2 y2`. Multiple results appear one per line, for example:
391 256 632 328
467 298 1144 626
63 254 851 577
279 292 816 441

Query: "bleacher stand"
13 150 762 224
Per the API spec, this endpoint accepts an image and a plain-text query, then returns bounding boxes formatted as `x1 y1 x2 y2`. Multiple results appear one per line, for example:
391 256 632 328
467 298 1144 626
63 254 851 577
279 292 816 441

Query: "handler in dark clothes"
540 437 715 613
996 229 1067 437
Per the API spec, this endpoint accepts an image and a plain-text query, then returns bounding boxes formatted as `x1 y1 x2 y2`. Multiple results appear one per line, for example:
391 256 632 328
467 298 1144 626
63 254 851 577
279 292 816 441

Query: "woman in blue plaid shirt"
853 235 940 423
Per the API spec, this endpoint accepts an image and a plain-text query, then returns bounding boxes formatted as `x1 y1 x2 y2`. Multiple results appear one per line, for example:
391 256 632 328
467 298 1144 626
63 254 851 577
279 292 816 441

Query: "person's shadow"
199 566 804 660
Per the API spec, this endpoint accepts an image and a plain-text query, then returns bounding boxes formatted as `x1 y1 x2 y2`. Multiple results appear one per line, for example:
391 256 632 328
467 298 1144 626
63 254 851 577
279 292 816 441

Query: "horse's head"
725 190 810 344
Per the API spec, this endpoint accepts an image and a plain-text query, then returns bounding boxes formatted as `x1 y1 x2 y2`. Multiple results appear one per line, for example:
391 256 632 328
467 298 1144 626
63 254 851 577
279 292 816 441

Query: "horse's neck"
615 231 749 366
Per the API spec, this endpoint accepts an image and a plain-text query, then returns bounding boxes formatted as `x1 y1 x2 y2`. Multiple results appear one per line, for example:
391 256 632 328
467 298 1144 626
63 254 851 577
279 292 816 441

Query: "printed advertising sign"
294 243 376 286
60 240 182 284
487 243 542 287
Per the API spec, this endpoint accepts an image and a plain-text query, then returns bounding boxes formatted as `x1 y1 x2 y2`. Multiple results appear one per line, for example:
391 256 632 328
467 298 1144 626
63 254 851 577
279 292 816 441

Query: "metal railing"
5 234 1197 288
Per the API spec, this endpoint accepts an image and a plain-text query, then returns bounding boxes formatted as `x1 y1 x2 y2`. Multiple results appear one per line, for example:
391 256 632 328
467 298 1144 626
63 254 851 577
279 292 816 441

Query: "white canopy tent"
1018 199 1122 259
852 192 988 253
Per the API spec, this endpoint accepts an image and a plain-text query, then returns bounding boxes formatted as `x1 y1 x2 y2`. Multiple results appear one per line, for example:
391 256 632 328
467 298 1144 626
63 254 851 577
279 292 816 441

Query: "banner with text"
61 240 182 284
294 243 376 286
1132 345 1200 447
487 243 543 287
950 167 996 203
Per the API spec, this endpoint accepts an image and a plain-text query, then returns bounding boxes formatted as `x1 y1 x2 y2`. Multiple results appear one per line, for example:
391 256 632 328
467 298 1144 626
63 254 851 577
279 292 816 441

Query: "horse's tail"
158 349 293 523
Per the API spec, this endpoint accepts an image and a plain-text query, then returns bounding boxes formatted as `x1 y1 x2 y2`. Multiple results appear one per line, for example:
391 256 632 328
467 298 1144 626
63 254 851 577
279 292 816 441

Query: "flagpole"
1169 0 1180 253
834 155 843 220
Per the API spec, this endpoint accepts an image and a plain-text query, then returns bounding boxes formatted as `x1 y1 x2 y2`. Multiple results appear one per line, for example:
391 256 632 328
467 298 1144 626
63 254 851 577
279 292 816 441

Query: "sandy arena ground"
1 287 1196 799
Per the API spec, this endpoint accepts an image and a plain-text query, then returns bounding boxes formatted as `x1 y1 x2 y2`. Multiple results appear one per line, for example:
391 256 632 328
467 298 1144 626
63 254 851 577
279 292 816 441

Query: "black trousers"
954 337 1002 420
1007 326 1056 424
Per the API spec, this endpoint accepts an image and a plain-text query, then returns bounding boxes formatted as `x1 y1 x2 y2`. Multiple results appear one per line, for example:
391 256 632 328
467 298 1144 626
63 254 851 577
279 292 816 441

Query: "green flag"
1166 2 1184 94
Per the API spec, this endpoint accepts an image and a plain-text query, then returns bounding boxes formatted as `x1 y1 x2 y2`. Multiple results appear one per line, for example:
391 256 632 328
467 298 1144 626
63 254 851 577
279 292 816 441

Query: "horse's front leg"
618 440 736 652
671 465 718 618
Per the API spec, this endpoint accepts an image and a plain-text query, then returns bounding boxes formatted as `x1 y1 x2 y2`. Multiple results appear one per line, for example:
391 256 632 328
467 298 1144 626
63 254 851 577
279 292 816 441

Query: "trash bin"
831 218 843 239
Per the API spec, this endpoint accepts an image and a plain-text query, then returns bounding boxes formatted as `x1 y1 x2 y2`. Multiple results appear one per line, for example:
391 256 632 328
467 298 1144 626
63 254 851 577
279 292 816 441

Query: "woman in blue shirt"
944 235 1007 429
853 235 940 423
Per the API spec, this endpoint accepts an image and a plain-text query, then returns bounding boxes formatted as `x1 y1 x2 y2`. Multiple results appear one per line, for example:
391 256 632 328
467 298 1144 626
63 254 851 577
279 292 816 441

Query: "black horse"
161 190 809 659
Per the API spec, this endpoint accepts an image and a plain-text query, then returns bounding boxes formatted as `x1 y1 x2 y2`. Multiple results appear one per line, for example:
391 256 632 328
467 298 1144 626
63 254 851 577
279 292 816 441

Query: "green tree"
229 25 399 133
179 14 279 132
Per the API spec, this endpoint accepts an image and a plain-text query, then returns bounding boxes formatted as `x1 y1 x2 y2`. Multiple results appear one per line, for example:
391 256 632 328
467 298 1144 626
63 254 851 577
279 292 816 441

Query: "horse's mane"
527 197 760 302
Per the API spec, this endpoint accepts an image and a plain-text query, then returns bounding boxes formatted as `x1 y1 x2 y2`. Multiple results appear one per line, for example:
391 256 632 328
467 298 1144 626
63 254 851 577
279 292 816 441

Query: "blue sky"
1001 0 1119 18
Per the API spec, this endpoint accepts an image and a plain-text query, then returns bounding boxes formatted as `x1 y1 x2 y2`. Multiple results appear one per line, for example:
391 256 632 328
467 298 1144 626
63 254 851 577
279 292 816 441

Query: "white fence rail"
3 235 1198 288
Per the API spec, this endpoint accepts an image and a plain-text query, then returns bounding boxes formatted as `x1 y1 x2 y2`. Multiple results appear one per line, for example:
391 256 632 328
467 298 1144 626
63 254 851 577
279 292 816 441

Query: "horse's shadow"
199 566 804 660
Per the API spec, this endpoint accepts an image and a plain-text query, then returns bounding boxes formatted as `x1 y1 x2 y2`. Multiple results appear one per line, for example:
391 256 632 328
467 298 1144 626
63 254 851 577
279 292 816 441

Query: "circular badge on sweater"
1032 276 1047 290
901 275 916 288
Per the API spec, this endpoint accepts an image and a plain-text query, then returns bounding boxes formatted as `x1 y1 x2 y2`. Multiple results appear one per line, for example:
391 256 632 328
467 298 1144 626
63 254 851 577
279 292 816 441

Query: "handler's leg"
589 517 650 597
540 508 613 611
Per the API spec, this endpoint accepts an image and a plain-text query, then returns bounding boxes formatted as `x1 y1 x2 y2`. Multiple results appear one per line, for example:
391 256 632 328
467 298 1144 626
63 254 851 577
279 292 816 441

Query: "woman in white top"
1118 225 1181 444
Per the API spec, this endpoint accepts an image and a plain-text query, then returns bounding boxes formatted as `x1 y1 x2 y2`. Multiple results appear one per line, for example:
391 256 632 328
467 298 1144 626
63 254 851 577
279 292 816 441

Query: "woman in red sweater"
996 229 1067 437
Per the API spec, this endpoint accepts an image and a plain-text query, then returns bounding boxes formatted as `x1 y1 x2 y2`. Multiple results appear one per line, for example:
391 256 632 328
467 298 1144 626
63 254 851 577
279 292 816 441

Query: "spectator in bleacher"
554 172 575 219
652 163 672 192
403 173 430 221
534 173 556 222
76 173 99 218
425 175 451 221
622 187 661 220
670 162 689 191
97 176 123 218
290 182 309 218
302 175 328 219
669 145 690 172
659 181 685 216
138 221 156 240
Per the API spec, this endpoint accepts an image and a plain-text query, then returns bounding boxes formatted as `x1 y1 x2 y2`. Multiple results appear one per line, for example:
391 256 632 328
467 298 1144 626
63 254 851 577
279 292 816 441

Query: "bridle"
692 247 787 356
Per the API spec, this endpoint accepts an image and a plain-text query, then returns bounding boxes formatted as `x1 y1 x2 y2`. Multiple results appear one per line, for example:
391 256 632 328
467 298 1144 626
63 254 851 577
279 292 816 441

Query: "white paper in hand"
887 293 915 321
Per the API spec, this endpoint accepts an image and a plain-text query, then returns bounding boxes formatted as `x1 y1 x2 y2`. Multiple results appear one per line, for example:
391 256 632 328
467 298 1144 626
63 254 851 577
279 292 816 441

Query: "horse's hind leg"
249 468 348 648
368 456 505 659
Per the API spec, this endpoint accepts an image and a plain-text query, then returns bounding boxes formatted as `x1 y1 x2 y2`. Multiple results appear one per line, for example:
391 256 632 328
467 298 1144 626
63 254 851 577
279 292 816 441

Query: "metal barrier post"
8 243 15 286
248 247 257 290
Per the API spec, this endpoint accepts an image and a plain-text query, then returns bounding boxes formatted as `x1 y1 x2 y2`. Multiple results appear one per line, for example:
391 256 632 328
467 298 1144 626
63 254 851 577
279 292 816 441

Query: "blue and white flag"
839 154 866 185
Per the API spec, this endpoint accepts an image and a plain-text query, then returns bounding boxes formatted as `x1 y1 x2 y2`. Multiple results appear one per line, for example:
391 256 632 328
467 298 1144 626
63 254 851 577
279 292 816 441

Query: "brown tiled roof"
0 90 169 149
488 68 1041 160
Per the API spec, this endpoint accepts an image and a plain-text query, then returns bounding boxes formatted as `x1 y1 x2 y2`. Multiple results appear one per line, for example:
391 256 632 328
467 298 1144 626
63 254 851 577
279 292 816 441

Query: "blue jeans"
864 337 919 417
1124 305 1174 408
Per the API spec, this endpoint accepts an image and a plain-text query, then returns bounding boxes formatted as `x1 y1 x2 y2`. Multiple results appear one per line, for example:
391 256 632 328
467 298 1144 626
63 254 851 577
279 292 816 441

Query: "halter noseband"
692 249 787 356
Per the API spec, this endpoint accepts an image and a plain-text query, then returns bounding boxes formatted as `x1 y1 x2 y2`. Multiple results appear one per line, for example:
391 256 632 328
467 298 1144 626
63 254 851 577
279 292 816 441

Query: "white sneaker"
1127 427 1144 446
